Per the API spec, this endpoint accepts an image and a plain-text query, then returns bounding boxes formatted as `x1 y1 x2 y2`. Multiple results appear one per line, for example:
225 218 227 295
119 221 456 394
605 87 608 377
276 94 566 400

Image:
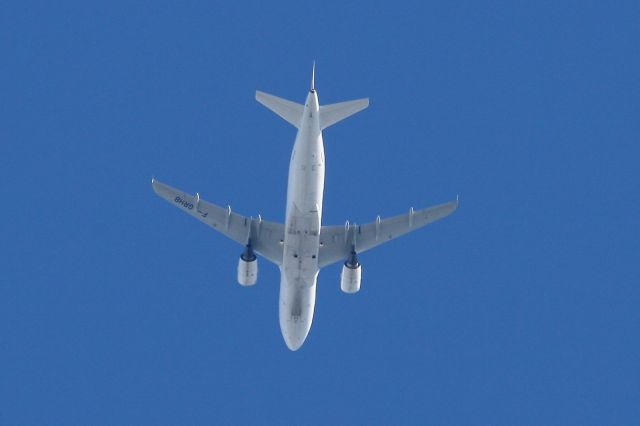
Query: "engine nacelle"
341 262 362 293
237 256 258 286
237 243 258 286
341 246 362 293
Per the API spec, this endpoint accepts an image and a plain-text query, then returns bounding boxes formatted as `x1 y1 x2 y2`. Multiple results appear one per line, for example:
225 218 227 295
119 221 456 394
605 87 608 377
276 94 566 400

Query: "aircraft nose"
282 320 310 351
280 316 311 351
284 333 304 351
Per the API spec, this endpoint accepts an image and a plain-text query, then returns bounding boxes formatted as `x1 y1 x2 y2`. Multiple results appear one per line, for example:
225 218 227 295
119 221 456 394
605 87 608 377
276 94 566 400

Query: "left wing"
152 178 285 265
317 199 458 268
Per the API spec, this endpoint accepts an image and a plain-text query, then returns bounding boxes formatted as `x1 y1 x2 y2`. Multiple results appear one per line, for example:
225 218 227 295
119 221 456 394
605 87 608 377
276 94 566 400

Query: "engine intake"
237 242 258 286
340 247 361 293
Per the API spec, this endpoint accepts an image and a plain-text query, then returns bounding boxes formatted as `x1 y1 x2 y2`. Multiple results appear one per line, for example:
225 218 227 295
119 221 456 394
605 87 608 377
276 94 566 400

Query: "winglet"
310 61 316 92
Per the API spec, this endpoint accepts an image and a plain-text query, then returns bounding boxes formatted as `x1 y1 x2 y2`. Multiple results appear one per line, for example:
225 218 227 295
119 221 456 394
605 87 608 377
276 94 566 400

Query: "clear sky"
2 1 639 424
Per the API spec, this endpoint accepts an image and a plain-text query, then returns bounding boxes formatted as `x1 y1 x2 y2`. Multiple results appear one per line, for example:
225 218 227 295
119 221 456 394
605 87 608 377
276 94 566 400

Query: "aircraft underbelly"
279 126 324 350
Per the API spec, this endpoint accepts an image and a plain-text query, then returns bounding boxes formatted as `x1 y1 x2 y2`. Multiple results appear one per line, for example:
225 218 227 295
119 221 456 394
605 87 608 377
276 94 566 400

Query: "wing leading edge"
151 178 285 265
317 199 458 268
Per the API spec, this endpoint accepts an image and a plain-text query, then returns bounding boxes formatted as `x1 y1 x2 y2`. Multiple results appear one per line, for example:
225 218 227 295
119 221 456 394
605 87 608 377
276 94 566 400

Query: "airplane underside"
151 64 458 350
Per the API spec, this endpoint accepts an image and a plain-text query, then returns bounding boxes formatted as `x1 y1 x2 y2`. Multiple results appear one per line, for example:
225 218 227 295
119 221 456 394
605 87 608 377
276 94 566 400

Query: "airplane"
151 64 458 350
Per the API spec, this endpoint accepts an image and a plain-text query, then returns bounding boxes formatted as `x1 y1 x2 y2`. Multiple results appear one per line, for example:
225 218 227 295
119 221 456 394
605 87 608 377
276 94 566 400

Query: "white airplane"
152 65 458 350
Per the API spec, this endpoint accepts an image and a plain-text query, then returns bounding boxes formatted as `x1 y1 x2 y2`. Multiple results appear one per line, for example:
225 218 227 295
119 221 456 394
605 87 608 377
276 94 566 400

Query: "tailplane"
319 98 369 130
255 91 303 128
256 61 368 130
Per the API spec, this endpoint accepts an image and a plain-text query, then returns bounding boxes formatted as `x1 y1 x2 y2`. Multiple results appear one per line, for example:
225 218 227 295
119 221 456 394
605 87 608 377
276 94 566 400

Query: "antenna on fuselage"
310 61 316 92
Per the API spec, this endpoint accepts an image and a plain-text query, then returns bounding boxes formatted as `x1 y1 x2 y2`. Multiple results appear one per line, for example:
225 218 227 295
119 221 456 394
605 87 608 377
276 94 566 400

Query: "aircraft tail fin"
256 91 304 128
319 98 369 130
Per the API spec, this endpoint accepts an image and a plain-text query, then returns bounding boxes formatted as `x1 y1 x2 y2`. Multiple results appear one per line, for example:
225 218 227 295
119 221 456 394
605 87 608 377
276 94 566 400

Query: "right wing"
317 199 458 268
152 178 285 265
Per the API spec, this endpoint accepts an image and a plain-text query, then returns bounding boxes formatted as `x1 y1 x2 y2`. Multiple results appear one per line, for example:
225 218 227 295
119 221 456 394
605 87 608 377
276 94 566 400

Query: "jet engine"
237 242 258 286
340 247 361 293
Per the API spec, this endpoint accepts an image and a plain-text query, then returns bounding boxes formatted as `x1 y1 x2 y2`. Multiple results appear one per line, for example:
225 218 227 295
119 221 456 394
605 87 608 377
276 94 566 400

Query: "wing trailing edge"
317 198 458 268
151 178 285 265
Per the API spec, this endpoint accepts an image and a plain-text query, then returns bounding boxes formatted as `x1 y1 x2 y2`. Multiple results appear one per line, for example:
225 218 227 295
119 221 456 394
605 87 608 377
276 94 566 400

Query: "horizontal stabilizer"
256 91 304 128
320 98 369 130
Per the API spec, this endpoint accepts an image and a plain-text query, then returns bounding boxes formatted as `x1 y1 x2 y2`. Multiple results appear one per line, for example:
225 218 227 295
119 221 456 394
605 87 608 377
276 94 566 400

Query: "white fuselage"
279 90 324 350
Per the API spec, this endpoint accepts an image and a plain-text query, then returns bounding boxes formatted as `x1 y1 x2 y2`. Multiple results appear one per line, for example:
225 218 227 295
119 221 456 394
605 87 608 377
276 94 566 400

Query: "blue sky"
2 1 639 424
